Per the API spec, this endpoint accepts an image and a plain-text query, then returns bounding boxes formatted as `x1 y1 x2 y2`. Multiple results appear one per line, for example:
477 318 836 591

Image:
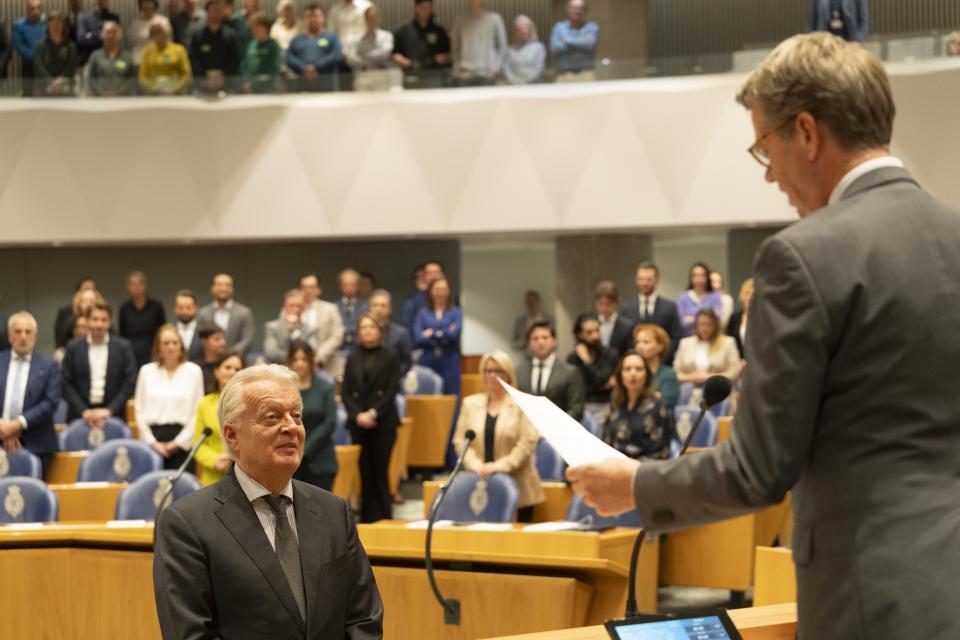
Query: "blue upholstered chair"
535 439 566 481
565 494 642 528
0 448 42 479
434 472 519 523
53 399 68 425
333 404 351 446
77 439 162 483
678 382 700 407
580 411 602 438
402 365 443 395
115 470 202 520
709 396 733 418
59 417 132 452
0 477 58 523
395 393 407 419
673 405 718 448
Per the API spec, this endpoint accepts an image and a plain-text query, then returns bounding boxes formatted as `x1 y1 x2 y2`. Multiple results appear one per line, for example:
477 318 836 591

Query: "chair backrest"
77 439 163 483
535 439 566 481
673 405 718 448
0 448 42 479
54 399 68 425
59 417 132 452
709 395 732 418
402 365 444 396
434 472 519 523
0 477 58 523
580 411 602 438
115 470 202 520
565 494 641 528
678 382 702 407
333 404 351 445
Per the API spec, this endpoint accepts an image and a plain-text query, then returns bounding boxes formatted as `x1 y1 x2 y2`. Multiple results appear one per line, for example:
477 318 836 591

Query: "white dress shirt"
88 334 110 405
694 341 711 372
213 300 234 332
234 463 299 550
599 312 617 348
530 352 556 395
177 319 198 353
828 156 904 205
134 361 205 449
638 294 659 321
2 352 31 428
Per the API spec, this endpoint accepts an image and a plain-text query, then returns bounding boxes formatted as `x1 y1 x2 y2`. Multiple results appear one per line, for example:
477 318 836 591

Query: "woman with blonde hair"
192 351 244 485
673 309 741 385
726 278 754 359
453 350 544 522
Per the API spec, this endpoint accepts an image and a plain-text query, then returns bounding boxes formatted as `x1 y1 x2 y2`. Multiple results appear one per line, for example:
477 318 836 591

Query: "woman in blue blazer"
413 277 462 397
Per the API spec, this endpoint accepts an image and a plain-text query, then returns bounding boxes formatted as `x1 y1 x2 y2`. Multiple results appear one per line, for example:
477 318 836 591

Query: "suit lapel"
293 483 339 634
214 474 307 634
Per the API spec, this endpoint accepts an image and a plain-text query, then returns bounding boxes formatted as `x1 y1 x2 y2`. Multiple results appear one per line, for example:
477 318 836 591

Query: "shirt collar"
234 463 294 502
828 156 904 206
11 351 32 364
534 352 556 368
87 333 110 346
216 299 234 311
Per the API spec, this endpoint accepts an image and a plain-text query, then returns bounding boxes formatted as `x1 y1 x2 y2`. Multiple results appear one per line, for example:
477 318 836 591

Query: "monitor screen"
608 615 738 640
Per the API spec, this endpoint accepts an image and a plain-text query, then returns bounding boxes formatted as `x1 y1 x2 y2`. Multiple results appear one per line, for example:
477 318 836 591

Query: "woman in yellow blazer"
193 353 244 486
139 18 192 95
453 350 544 522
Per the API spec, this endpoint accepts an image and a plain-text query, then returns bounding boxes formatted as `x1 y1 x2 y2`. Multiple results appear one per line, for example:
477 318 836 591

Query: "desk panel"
51 483 126 522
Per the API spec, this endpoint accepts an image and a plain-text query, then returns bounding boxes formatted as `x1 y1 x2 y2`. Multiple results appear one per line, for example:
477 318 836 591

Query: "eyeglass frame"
747 116 795 168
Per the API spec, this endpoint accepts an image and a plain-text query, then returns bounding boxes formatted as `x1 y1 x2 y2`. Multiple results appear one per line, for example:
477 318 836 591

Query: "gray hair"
7 311 38 333
369 288 392 303
217 364 299 457
514 15 538 42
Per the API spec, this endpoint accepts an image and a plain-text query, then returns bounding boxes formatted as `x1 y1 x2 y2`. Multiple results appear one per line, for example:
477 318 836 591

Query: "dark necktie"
264 495 306 623
533 362 543 395
647 299 654 320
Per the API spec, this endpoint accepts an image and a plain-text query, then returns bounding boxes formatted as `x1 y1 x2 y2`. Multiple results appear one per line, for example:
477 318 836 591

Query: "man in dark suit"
0 312 60 476
810 0 868 42
368 289 412 377
619 261 681 362
568 33 960 639
61 302 137 425
154 364 383 639
335 268 369 351
515 321 584 421
174 289 203 362
594 281 635 357
197 273 255 356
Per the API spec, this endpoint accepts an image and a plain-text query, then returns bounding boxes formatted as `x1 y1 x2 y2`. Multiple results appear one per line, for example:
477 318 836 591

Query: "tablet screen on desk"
605 612 742 639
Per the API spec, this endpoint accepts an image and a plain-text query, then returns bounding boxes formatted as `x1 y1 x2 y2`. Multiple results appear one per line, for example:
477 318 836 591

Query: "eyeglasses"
747 117 794 168
482 368 506 376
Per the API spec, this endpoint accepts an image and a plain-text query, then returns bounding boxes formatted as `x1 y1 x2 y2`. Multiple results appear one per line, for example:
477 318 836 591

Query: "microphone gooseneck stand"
152 427 212 543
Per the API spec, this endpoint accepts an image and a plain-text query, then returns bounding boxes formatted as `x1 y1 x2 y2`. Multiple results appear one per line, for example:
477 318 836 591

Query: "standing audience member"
726 278 754 359
343 314 401 523
595 280 635 357
139 17 192 94
947 31 960 57
368 289 412 377
188 0 240 93
676 262 723 337
503 14 544 85
288 341 338 491
328 0 371 55
86 21 136 95
33 11 77 96
270 0 301 54
197 273 255 355
358 272 376 302
55 279 100 348
453 351 544 522
173 289 202 361
399 263 428 329
61 302 138 425
129 0 171 62
134 325 204 470
0 312 60 477
223 0 251 55
674 309 741 385
193 323 226 393
414 276 462 396
55 314 90 365
64 0 82 51
264 289 318 364
336 268 369 351
391 0 450 89
118 270 167 369
191 351 243 485
511 289 550 351
809 0 868 42
77 0 120 63
345 5 392 70
711 271 735 330
286 4 342 91
299 272 344 371
516 321 584 420
632 324 679 408
604 351 671 459
241 12 281 93
0 19 13 79
566 311 618 421
451 0 506 85
620 262 681 362
13 0 46 94
550 0 598 82
171 0 205 45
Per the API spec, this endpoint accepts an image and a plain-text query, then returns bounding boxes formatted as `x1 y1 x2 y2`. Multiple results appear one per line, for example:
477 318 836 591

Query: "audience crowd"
0 256 749 521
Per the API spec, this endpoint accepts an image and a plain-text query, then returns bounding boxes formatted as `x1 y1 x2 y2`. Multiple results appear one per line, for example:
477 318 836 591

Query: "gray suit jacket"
516 355 585 421
198 301 255 355
154 470 384 639
632 167 960 639
264 318 319 364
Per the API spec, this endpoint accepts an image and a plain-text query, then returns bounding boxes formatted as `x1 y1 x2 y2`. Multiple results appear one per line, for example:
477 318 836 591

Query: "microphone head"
202 427 214 437
464 429 477 441
703 375 732 408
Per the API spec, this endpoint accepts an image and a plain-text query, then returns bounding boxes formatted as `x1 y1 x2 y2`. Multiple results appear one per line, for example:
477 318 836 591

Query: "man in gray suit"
567 33 960 639
154 364 383 639
198 273 255 356
516 321 584 421
299 272 344 370
264 289 319 364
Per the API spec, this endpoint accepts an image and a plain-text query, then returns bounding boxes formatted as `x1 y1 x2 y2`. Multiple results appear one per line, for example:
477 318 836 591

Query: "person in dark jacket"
33 11 77 96
189 0 239 93
288 340 338 491
342 313 400 523
566 311 619 423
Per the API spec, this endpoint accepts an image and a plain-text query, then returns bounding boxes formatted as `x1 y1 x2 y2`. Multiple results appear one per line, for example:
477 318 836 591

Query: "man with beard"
565 312 618 422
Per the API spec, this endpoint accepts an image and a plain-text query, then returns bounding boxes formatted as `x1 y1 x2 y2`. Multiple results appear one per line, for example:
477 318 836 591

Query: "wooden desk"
406 395 458 468
488 602 798 640
358 521 659 639
47 451 87 483
389 418 414 495
753 546 796 607
423 480 574 523
51 482 126 522
332 444 361 501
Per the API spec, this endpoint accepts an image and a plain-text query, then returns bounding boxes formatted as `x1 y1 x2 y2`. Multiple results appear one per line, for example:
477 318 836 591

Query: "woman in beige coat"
453 350 544 522
674 309 742 385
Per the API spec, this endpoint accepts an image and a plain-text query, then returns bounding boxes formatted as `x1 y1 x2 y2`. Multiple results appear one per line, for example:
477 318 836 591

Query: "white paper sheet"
499 379 627 467
464 523 514 531
404 519 455 529
521 521 585 532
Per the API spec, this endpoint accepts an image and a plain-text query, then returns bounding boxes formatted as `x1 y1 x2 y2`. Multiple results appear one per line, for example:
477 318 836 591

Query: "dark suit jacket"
385 322 413 376
726 308 746 358
185 330 203 362
0 351 60 454
342 345 401 433
620 296 682 363
607 315 636 357
0 21 12 80
60 337 137 421
153 470 384 639
810 0 868 42
632 168 960 639
516 356 585 420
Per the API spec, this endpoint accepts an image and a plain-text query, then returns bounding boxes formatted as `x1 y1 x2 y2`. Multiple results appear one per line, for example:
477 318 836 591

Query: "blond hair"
478 350 517 388
737 278 755 309
736 32 894 152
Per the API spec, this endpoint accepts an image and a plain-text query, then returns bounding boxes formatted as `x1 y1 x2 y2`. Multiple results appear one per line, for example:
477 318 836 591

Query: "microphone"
424 429 476 625
153 427 213 540
623 376 732 618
